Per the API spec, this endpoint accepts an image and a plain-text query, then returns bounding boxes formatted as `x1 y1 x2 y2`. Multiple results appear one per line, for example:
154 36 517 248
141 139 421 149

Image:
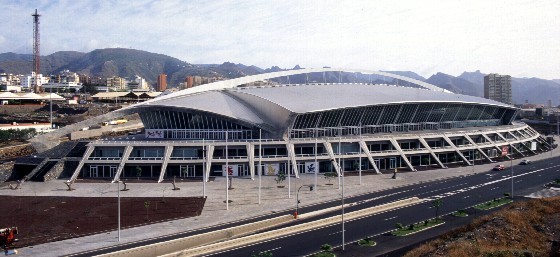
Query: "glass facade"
138 103 516 140
290 103 516 138
139 109 255 140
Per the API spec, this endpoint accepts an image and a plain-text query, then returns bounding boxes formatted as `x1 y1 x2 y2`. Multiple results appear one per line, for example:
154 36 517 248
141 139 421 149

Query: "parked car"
493 164 505 171
519 159 531 165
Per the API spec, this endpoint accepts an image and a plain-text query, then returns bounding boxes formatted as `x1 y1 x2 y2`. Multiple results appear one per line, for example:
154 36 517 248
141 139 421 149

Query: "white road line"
384 216 398 221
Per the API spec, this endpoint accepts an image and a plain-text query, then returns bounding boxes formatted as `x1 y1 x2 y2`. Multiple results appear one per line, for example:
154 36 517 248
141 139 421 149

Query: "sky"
1 0 559 79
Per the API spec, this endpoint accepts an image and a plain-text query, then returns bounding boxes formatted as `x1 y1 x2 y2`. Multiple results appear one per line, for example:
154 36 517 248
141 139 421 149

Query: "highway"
206 157 560 257
68 156 560 257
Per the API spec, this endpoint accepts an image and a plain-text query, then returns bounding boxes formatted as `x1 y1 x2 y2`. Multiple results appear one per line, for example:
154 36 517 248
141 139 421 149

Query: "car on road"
519 159 531 165
493 164 505 171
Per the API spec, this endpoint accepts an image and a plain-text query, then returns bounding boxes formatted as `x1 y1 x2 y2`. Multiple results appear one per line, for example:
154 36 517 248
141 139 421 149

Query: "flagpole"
258 129 262 204
226 131 229 210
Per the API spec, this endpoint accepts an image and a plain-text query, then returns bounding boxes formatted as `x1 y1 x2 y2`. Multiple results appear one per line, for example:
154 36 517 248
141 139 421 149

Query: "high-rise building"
484 73 512 105
157 73 167 91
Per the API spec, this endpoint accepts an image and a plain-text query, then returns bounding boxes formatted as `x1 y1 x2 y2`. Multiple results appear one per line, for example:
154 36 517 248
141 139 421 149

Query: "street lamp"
295 184 314 219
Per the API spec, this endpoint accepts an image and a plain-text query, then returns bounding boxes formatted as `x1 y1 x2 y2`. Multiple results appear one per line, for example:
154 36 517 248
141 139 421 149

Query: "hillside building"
484 73 512 105
157 73 167 91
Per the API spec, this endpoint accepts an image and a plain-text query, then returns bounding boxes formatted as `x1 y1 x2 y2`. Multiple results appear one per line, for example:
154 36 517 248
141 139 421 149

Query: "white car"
519 160 531 165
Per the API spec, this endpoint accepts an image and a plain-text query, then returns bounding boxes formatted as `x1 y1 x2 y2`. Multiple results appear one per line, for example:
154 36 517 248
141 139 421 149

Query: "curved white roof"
227 83 510 113
132 83 514 131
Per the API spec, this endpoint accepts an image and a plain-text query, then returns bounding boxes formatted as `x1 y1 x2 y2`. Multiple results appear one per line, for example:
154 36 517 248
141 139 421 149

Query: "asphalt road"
208 156 560 257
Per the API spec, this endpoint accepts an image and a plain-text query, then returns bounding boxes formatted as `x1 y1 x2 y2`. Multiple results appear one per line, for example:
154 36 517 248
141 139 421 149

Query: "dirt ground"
0 195 205 247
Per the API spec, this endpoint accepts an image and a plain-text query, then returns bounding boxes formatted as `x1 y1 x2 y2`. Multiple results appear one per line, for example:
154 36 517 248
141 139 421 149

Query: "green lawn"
474 197 513 210
392 219 444 236
452 210 468 217
313 252 336 257
357 238 377 247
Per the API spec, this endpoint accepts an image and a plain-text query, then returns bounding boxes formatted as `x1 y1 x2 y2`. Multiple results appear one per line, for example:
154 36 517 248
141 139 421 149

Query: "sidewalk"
6 140 559 257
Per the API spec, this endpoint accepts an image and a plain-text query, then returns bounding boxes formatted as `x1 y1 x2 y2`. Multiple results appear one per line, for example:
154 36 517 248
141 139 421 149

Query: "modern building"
127 75 149 91
106 76 127 91
28 68 551 184
41 82 82 92
484 73 512 105
157 74 167 92
19 72 49 89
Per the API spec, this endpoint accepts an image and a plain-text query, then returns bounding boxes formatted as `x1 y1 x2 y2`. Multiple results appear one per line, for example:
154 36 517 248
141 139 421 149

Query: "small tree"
320 244 333 252
395 223 404 230
274 172 286 187
432 198 443 221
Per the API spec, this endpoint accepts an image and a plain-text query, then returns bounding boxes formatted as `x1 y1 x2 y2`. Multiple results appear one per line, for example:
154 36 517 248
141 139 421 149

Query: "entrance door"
297 162 306 174
389 158 397 169
239 165 250 177
180 165 196 177
109 166 117 178
374 159 381 170
89 166 98 177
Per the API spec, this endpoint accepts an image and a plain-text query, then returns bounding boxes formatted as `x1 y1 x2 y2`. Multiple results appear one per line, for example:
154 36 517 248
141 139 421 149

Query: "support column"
112 145 133 183
68 144 95 184
247 143 255 180
286 142 299 178
417 136 446 168
481 133 513 160
358 140 380 173
388 137 416 171
496 132 526 157
463 134 494 162
158 145 173 183
323 141 341 176
441 134 472 165
205 145 214 182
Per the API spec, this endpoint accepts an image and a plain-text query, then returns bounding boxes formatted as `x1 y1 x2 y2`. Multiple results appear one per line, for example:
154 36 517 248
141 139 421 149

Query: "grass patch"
313 252 336 257
392 219 444 236
452 209 468 217
474 197 513 210
357 237 377 247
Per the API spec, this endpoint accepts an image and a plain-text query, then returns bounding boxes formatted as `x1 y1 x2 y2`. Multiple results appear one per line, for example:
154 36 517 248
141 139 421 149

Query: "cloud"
1 0 559 79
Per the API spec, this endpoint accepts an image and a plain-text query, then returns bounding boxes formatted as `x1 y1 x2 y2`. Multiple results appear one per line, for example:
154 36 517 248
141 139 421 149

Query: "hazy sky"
2 0 559 79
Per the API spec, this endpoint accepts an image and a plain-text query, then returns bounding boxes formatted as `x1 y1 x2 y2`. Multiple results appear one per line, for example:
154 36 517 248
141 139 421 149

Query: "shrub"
396 223 404 229
274 173 286 184
320 243 333 252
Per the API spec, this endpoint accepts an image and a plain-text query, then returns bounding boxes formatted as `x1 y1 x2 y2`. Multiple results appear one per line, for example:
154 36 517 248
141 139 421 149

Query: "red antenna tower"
32 9 41 93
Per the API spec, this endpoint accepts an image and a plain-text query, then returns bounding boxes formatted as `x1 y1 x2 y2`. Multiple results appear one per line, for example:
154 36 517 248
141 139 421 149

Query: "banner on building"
146 129 164 139
501 146 509 157
264 163 279 175
305 162 318 173
222 165 238 176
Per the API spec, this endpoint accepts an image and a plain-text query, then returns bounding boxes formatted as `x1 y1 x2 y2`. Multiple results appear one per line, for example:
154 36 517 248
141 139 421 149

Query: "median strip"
161 197 424 257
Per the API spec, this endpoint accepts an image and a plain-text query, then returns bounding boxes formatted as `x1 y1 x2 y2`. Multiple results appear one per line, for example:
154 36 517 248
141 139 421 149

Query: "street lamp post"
511 157 514 200
117 180 121 242
295 184 314 219
202 139 206 198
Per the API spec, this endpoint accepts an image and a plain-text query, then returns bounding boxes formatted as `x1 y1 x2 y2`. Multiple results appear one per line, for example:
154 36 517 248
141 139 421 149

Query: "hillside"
1 48 559 104
0 51 84 75
426 72 482 97
404 197 560 257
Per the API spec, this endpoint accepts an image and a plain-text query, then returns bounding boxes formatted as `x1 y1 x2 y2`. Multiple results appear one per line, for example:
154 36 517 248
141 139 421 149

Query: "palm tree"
432 198 443 221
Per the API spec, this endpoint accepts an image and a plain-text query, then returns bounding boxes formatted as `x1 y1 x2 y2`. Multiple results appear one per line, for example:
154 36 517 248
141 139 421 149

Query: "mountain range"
0 48 559 106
